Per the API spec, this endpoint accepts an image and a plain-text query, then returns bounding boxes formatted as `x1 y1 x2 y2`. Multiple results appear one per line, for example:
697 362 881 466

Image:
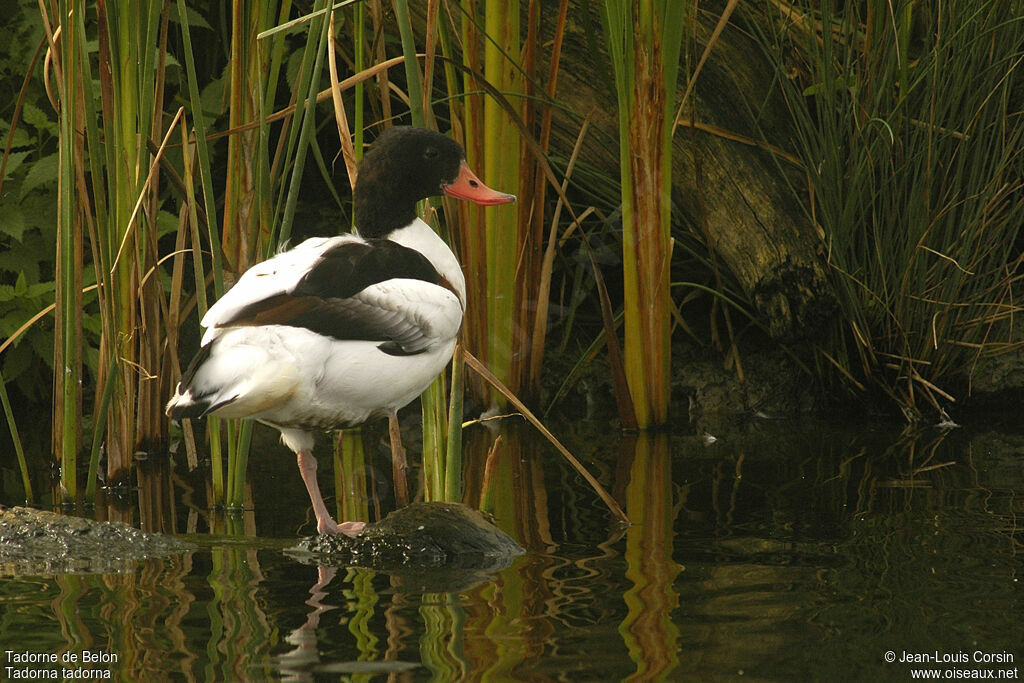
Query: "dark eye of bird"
423 147 438 160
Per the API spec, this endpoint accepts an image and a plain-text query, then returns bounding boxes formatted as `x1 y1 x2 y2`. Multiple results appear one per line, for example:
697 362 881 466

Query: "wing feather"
202 236 348 333
201 236 462 354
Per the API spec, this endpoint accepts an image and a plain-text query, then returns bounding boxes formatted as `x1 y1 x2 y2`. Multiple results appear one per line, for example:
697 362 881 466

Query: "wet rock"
289 502 524 590
0 506 195 575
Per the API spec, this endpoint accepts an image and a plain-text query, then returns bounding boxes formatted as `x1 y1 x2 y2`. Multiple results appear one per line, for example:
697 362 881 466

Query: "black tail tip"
166 397 209 421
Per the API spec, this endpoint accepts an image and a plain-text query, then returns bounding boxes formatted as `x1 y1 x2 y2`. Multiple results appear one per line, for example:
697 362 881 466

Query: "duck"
166 126 516 536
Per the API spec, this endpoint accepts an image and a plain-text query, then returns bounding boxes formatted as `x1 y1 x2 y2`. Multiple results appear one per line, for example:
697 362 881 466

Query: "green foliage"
0 275 54 398
0 1 63 401
0 0 44 92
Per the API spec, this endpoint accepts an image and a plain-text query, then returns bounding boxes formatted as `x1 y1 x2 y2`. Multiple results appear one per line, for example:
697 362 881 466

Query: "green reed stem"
84 366 116 503
55 0 81 501
444 345 465 502
175 0 224 294
336 429 369 523
482 0 521 407
0 368 32 501
176 0 228 503
226 420 253 509
603 0 688 428
393 0 424 125
276 0 332 247
421 377 447 500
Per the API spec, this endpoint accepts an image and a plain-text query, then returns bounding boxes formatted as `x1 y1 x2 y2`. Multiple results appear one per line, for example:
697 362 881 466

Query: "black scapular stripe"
294 239 442 299
211 239 448 352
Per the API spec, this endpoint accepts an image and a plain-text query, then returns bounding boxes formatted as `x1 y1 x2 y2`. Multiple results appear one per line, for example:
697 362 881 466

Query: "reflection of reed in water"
617 433 683 681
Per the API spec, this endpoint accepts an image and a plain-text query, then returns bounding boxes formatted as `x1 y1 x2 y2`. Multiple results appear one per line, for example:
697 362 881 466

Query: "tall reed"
221 3 281 276
390 0 454 499
478 0 523 406
48 0 82 500
603 1 689 428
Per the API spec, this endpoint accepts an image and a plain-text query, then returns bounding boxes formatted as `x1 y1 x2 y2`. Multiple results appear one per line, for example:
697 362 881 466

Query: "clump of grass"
762 0 1024 416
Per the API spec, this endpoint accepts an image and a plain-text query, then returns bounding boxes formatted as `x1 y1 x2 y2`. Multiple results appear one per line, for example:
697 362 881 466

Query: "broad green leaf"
0 205 26 242
18 153 58 200
20 102 55 133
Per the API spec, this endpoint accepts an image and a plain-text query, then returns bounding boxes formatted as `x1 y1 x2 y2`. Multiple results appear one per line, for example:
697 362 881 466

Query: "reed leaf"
393 0 426 126
334 429 370 527
0 368 32 501
444 344 466 502
463 349 628 524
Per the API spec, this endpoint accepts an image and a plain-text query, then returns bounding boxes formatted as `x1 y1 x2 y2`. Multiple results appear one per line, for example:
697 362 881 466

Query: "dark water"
1 418 1021 681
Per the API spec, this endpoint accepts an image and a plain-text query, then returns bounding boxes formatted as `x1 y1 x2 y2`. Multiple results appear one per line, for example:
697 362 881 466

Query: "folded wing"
201 236 463 354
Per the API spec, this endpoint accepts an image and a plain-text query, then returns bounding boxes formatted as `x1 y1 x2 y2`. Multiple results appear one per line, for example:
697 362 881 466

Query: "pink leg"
296 450 365 537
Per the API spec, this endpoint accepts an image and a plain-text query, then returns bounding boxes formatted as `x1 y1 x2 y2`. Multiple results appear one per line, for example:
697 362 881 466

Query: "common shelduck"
166 126 515 536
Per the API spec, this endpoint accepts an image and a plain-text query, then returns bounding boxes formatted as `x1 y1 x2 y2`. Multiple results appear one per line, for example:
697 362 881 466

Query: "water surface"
1 419 1021 680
